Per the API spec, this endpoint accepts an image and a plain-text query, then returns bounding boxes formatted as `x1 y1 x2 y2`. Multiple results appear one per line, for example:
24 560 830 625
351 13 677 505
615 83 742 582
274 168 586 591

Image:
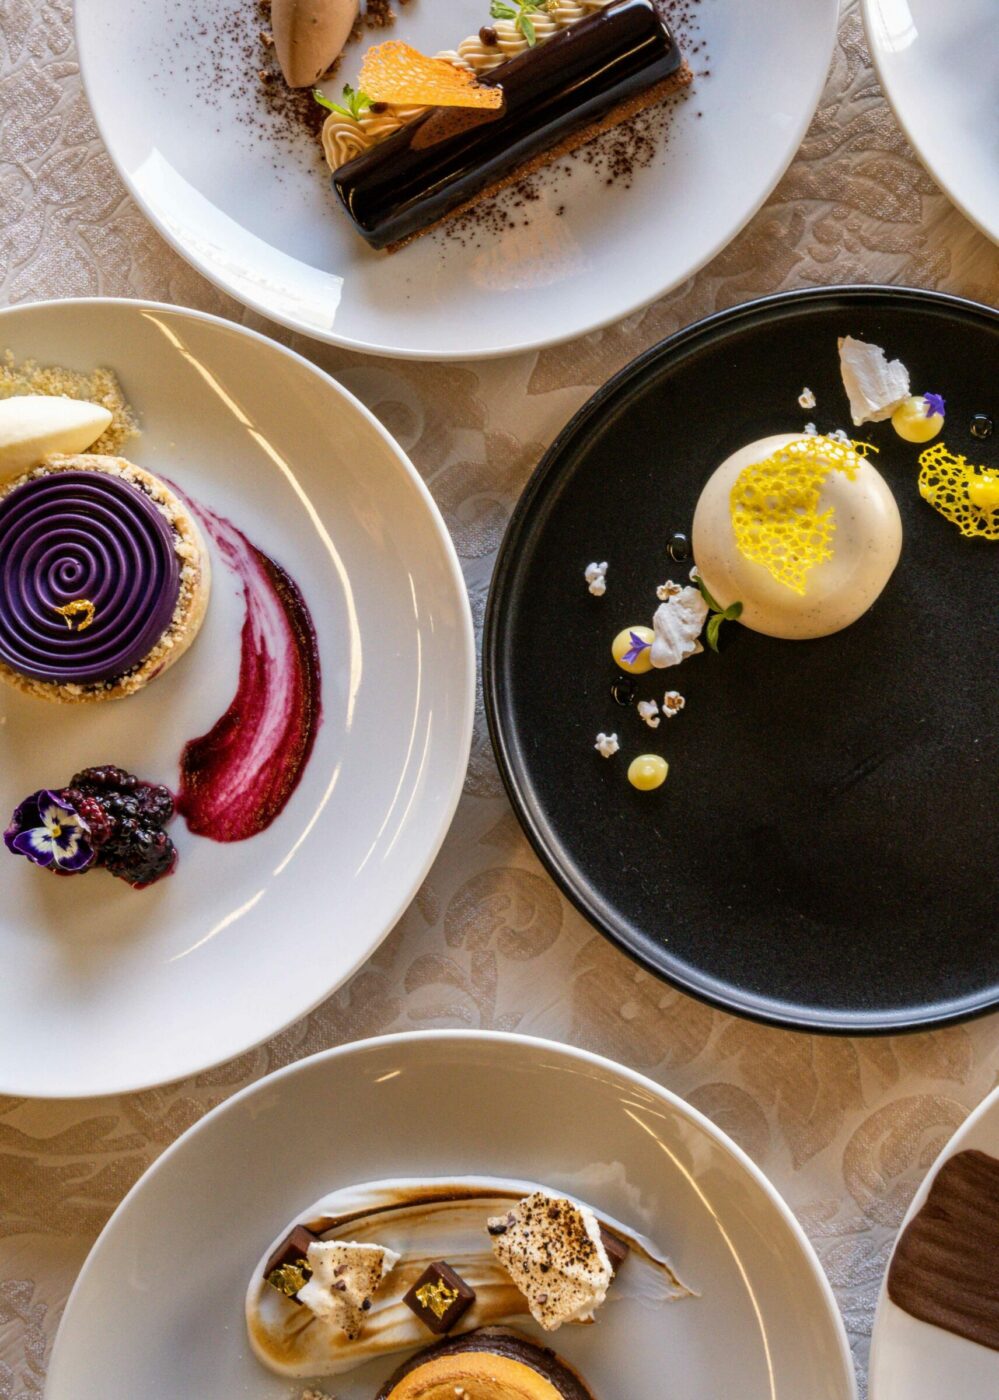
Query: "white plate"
74 0 838 359
46 1030 857 1400
863 0 999 245
0 300 473 1098
869 1085 999 1400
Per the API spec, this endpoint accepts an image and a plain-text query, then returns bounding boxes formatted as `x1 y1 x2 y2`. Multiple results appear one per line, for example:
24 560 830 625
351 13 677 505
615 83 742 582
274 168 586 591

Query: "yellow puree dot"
892 396 943 444
611 626 654 674
967 473 999 513
628 754 669 791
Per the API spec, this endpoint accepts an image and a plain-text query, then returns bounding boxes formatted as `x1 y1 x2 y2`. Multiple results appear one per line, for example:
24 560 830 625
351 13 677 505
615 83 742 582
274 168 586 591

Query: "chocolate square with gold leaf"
263 1224 318 1302
403 1260 475 1334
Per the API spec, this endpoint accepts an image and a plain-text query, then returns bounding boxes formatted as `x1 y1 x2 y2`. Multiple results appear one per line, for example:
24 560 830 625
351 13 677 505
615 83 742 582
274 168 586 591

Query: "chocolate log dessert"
332 0 690 250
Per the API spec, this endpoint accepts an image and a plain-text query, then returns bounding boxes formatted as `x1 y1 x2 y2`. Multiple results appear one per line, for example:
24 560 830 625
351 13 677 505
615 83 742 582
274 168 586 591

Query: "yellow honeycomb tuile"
728 436 865 595
918 442 999 540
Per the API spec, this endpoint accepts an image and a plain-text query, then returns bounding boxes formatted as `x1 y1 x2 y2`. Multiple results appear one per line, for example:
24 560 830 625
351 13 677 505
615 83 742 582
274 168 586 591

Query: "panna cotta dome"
691 433 902 640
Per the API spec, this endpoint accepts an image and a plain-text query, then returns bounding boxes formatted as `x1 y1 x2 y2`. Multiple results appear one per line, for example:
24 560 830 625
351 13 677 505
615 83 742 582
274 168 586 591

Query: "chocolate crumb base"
0 454 211 704
384 62 692 253
375 1327 596 1400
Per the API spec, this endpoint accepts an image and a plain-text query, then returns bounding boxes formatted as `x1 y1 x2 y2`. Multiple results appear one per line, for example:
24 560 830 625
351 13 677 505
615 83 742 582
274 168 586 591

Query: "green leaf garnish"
313 83 372 120
694 572 743 652
490 0 547 41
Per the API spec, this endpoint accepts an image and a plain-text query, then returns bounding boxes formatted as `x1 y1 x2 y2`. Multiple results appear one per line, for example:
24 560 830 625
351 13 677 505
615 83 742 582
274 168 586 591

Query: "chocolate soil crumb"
156 0 402 164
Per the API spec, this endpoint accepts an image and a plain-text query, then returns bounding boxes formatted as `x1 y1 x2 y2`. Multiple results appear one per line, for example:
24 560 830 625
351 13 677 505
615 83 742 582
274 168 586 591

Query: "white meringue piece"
650 586 708 669
837 336 910 425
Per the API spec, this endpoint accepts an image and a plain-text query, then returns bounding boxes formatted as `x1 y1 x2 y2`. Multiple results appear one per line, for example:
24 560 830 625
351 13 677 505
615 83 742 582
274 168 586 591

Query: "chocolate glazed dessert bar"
333 0 690 250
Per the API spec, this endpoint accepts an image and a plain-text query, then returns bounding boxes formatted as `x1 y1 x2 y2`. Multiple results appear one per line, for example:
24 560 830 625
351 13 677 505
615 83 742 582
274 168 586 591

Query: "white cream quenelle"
692 433 903 640
0 395 111 481
246 1176 691 1377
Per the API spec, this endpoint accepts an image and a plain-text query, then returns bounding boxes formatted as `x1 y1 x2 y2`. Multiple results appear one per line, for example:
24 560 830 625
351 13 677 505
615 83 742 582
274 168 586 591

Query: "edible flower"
622 630 652 666
489 0 549 45
313 83 372 120
923 393 946 419
4 790 94 874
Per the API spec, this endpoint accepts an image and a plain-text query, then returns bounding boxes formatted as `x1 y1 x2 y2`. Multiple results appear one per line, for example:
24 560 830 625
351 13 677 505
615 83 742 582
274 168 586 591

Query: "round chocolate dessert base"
0 453 210 703
375 1327 595 1400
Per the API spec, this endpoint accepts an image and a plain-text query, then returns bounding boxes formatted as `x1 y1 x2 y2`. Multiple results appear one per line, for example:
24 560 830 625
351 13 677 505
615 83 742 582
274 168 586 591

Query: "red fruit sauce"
178 505 322 842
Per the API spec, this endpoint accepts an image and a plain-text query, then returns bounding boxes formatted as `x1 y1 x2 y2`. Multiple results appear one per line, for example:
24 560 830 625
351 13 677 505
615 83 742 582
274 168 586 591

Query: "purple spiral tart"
0 455 211 701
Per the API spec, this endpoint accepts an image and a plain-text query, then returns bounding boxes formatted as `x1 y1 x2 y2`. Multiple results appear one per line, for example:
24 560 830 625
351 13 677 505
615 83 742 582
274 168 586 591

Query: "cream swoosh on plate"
246 1175 692 1376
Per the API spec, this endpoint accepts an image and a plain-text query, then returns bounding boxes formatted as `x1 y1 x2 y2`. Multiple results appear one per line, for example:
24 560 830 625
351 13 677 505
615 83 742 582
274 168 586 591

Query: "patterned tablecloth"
1 0 998 1394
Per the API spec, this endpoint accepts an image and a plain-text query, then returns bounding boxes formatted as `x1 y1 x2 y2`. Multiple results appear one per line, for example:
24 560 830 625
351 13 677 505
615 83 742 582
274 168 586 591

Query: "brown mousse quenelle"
375 1327 596 1400
271 0 359 87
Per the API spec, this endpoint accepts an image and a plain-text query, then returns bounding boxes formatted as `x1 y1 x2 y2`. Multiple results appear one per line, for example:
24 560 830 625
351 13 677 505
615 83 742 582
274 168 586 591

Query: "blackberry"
136 783 175 825
63 765 178 888
102 828 178 889
71 764 132 794
73 796 114 848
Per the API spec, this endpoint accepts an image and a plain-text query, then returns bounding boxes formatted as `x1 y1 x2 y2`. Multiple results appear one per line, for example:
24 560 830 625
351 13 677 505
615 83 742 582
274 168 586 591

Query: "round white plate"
869 1085 999 1400
75 0 838 359
0 300 473 1098
46 1031 857 1400
863 0 999 245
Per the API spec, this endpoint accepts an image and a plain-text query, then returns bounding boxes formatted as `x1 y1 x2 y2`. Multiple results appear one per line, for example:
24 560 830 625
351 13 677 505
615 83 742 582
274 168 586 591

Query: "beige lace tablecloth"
2 0 998 1394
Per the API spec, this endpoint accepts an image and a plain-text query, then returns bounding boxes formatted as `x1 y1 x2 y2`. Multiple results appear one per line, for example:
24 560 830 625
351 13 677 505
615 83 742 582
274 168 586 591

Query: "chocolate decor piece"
332 0 688 249
264 1224 318 1300
402 1260 476 1335
887 1149 999 1352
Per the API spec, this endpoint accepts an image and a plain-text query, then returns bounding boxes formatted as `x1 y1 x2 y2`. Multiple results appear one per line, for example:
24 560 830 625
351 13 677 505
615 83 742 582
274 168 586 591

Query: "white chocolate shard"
298 1240 400 1340
488 1192 612 1330
837 336 910 426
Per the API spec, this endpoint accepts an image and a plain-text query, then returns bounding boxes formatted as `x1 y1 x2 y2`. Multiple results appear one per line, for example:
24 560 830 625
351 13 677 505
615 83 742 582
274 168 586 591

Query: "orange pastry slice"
358 41 504 108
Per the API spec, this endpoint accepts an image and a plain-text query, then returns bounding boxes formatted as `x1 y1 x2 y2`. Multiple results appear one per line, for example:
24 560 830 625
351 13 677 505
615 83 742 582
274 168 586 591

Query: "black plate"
484 287 999 1033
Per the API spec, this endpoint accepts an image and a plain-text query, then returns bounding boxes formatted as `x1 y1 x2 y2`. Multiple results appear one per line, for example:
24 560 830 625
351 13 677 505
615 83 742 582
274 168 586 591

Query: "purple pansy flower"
623 630 652 666
4 790 94 874
924 393 946 419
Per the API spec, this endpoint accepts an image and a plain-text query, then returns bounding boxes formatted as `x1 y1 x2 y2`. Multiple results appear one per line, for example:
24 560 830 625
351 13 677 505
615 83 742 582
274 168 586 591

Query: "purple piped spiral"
0 470 181 685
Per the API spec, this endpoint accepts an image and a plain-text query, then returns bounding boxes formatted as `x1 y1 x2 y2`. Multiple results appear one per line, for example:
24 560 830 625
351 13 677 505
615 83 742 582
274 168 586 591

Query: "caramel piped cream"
246 1176 690 1377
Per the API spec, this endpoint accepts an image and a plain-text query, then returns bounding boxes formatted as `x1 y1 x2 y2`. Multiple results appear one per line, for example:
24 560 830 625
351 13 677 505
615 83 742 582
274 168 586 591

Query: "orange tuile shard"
358 41 505 109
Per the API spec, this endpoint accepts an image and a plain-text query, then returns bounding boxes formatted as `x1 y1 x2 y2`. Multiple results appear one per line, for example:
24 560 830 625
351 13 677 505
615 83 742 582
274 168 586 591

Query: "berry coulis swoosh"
177 503 322 843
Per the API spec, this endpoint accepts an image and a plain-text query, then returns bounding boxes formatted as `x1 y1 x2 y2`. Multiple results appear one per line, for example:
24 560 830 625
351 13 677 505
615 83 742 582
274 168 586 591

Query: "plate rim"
0 296 475 1099
861 0 999 248
483 283 999 1036
44 1027 858 1400
72 0 841 361
867 1082 999 1398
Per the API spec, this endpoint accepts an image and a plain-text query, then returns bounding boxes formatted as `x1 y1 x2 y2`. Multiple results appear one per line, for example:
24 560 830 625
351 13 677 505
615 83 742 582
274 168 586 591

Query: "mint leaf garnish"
313 83 371 120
